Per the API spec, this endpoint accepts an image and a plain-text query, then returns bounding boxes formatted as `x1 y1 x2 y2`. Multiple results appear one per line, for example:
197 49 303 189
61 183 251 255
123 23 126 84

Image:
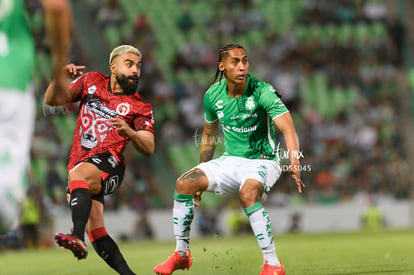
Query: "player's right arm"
199 120 219 163
41 0 72 106
194 119 218 206
44 64 85 106
200 90 219 163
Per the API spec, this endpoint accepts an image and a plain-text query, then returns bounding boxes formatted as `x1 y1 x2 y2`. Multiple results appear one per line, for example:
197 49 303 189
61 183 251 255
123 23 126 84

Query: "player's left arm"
109 117 155 156
273 112 305 193
259 84 305 192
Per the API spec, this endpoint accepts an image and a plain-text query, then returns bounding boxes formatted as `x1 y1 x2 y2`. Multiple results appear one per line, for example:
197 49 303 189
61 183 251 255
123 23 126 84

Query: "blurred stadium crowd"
24 0 413 230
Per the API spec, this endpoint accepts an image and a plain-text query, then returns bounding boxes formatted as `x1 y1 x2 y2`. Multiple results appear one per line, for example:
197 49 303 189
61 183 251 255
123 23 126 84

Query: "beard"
116 73 139 95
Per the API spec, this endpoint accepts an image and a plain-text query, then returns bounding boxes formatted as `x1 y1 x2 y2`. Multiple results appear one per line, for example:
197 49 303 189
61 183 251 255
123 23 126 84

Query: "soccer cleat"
260 262 286 275
153 251 192 275
55 233 88 260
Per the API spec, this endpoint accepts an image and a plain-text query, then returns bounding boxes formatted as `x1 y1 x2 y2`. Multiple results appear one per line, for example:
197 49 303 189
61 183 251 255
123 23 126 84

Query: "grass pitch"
0 228 413 274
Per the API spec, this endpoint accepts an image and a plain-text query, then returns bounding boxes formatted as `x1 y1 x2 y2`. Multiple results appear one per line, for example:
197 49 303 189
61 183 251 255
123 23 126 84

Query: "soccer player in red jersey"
45 45 155 275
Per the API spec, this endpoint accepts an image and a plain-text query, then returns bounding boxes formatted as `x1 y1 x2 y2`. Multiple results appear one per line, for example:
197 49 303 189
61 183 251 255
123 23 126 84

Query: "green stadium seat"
336 23 353 45
325 23 337 42
353 23 370 46
371 22 387 41
293 25 309 42
167 144 195 175
31 157 48 183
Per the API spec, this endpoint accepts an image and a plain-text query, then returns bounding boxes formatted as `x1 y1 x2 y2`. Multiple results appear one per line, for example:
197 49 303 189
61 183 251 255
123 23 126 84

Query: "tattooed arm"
199 120 219 163
193 120 219 205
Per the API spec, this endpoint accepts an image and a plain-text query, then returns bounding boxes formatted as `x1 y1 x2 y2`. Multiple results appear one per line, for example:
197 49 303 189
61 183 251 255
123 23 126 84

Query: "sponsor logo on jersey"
81 98 117 150
70 197 78 207
104 175 120 194
231 114 239 120
145 120 153 129
91 157 102 164
85 98 118 119
116 102 130 115
215 100 224 109
107 155 118 168
231 125 257 133
242 113 257 119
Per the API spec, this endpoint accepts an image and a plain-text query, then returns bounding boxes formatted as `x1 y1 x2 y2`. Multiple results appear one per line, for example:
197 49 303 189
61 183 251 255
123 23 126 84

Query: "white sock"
245 202 280 266
173 193 194 252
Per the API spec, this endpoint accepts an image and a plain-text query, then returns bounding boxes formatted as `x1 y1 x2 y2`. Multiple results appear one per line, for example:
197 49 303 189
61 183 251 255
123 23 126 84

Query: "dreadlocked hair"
211 44 246 84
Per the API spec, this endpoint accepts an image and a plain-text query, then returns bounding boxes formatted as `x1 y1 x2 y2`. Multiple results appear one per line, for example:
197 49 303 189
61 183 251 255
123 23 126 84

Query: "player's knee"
176 168 207 193
239 192 254 207
88 181 102 195
175 177 190 193
239 189 262 208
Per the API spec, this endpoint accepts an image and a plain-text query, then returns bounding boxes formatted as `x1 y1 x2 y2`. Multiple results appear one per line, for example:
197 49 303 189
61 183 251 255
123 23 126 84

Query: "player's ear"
218 62 225 72
110 63 116 74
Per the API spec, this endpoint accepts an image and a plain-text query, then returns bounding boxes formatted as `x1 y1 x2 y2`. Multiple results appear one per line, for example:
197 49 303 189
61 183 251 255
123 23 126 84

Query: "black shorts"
69 151 125 205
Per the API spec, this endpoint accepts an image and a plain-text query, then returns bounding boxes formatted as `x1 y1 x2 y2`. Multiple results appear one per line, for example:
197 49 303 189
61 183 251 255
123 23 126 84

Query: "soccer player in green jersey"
154 44 305 275
0 0 71 233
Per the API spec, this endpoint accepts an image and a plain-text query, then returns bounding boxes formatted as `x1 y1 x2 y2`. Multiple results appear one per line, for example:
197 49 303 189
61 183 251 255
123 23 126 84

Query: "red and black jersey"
67 72 154 172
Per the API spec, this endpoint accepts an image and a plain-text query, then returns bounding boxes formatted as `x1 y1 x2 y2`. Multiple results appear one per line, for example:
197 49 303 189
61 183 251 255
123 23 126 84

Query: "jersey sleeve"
259 84 289 120
68 73 88 102
134 103 155 134
204 90 218 123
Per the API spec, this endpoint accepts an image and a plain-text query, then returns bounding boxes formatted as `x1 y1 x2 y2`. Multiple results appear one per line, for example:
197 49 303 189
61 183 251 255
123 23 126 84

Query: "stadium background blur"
22 0 414 245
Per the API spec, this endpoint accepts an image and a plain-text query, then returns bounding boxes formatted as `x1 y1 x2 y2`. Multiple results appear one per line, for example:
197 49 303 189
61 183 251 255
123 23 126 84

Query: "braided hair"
211 44 246 84
210 44 283 98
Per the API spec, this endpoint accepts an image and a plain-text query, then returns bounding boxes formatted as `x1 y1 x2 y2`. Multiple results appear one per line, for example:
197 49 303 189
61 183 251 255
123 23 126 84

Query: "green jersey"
0 0 35 91
204 75 289 160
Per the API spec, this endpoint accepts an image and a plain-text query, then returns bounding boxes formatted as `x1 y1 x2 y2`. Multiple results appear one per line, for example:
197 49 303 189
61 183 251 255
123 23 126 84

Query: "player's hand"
65 64 86 78
289 164 305 193
109 118 133 137
194 191 203 207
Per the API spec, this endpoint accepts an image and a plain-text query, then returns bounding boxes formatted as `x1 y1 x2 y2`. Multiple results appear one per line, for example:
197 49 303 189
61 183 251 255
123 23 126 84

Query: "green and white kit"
0 0 36 231
204 75 288 160
196 75 288 196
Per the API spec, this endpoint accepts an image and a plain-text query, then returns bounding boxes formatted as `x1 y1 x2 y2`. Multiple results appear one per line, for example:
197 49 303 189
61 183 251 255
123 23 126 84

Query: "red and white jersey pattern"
67 72 154 172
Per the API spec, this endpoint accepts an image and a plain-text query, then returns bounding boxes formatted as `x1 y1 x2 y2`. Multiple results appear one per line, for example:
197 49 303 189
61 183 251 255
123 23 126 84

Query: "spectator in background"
361 201 385 232
96 0 123 28
386 15 405 67
45 161 64 204
288 212 302 233
176 8 194 33
134 209 154 240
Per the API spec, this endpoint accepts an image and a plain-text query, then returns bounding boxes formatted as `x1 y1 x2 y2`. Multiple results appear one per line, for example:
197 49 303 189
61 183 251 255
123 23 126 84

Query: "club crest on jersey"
245 96 256 111
116 103 130 115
